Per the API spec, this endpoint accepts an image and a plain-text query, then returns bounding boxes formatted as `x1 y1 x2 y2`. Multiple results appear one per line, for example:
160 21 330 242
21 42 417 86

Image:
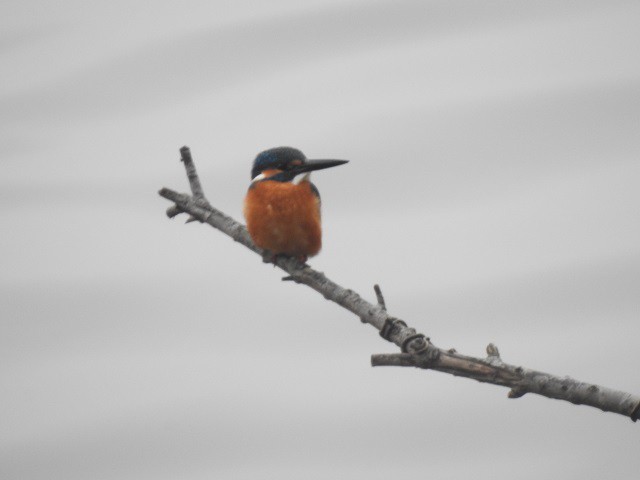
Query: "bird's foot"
262 251 277 264
262 251 308 267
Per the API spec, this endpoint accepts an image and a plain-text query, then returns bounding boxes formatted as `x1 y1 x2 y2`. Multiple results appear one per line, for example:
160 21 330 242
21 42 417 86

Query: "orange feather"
244 179 321 258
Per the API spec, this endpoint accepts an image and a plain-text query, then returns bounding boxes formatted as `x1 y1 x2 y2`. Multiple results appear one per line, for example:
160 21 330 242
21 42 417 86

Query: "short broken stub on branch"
159 146 640 423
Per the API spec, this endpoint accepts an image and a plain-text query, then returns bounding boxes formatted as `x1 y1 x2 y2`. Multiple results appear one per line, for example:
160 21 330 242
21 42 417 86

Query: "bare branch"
159 147 640 422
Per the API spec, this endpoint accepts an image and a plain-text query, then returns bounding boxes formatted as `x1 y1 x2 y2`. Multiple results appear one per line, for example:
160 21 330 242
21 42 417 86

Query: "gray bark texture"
159 146 640 422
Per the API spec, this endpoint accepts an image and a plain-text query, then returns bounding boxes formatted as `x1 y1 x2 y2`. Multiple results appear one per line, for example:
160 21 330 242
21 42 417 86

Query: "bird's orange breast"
243 180 321 257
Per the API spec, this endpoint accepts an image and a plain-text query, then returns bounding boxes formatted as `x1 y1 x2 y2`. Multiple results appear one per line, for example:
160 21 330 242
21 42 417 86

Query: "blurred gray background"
2 1 639 478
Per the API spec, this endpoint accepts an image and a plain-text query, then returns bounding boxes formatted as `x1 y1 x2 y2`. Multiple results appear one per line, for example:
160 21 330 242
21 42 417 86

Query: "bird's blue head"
250 146 348 182
251 147 306 180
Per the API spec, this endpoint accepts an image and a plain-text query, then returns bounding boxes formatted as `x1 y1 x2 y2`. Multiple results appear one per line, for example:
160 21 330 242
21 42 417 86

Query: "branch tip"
179 145 192 162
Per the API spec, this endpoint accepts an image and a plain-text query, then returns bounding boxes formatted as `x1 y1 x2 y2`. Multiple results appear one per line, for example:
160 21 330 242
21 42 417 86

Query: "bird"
243 146 348 262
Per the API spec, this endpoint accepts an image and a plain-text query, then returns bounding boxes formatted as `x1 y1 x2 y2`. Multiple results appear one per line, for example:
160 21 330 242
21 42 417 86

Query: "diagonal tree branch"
159 146 640 422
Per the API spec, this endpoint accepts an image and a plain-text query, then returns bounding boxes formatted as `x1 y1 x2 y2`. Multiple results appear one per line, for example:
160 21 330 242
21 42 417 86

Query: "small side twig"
374 284 386 311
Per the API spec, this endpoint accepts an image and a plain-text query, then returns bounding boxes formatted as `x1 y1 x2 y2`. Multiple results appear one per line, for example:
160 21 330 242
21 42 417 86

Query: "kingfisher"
243 146 348 262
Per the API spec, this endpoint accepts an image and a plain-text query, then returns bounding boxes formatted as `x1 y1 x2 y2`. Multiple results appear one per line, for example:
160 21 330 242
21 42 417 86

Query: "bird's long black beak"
292 159 349 175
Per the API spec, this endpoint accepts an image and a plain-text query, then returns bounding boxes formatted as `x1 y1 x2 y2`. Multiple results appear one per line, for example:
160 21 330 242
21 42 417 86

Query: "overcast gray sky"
2 1 639 478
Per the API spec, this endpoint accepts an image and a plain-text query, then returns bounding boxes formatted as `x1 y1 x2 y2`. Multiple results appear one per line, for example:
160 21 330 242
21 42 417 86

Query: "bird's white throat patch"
250 171 310 185
293 172 311 184
251 172 266 184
